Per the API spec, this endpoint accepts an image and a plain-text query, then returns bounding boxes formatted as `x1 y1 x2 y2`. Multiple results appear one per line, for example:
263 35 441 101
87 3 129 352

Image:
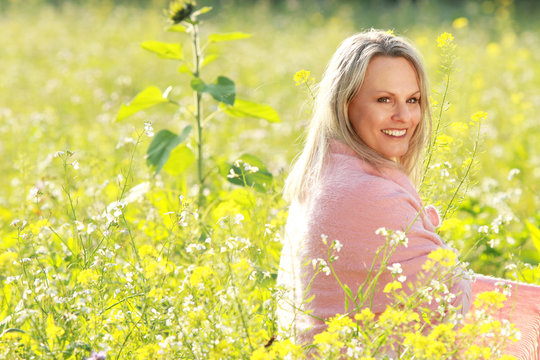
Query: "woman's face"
348 56 421 161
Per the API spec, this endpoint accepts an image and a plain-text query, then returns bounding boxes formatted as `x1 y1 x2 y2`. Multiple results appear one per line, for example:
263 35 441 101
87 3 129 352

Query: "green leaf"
146 126 192 175
343 285 354 312
141 41 183 60
178 64 192 74
201 54 218 68
208 32 252 43
193 6 212 17
191 76 236 105
205 76 236 105
168 24 187 32
163 144 196 176
190 77 206 92
1 328 26 337
526 220 540 255
220 154 273 193
116 86 168 121
221 99 280 122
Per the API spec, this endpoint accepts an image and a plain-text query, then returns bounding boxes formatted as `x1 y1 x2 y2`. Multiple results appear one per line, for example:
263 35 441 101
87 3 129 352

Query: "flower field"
0 0 539 358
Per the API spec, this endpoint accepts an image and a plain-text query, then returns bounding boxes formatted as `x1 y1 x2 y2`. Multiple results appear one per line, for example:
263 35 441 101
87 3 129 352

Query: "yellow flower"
0 251 17 269
437 32 454 48
379 307 419 327
474 290 507 310
138 244 158 258
293 70 310 86
326 314 354 333
46 313 64 349
422 248 457 271
471 111 488 123
77 268 100 285
383 280 402 293
465 344 492 359
452 17 468 29
190 265 213 286
355 308 375 323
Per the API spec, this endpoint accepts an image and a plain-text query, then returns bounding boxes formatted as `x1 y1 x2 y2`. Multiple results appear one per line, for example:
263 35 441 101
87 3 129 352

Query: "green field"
1 0 539 358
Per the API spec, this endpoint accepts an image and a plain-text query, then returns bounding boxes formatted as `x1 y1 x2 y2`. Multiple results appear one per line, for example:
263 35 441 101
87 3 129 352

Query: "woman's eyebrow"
374 90 421 96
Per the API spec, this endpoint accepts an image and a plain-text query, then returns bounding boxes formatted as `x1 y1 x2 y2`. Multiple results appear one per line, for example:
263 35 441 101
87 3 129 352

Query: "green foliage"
117 2 280 206
116 86 170 121
147 126 192 174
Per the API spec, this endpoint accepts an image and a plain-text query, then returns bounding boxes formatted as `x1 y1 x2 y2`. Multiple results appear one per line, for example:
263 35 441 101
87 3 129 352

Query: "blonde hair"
284 29 432 202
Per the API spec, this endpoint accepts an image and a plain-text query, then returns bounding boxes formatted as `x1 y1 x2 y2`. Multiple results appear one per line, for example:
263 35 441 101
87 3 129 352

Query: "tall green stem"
192 23 204 207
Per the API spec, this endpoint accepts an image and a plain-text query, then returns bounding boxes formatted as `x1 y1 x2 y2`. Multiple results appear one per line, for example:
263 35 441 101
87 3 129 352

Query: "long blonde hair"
284 29 432 202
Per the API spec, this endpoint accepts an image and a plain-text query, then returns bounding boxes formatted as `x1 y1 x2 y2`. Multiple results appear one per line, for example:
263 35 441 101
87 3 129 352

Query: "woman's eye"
407 97 420 104
377 97 390 103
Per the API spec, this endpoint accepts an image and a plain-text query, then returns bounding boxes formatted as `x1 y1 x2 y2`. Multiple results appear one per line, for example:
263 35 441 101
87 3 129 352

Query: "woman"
277 30 540 358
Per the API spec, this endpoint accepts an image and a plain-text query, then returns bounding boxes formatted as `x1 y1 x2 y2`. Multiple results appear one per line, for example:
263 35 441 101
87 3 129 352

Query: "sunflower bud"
169 0 196 24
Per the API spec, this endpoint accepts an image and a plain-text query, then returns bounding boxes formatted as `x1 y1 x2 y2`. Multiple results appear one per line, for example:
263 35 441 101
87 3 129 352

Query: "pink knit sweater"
278 140 540 358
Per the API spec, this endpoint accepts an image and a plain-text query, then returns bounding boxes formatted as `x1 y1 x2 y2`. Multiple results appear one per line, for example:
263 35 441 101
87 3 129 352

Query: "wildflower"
144 121 154 137
355 308 375 323
383 280 402 293
474 290 507 310
471 111 487 123
375 227 388 236
227 168 239 178
437 32 455 48
507 168 520 180
386 29 395 36
233 213 245 224
87 351 107 360
387 263 403 275
398 275 407 283
390 230 408 247
293 69 310 86
169 0 196 24
488 238 499 248
452 17 468 29
332 239 343 252
321 234 328 245
72 160 79 170
77 269 100 285
478 225 489 233
422 248 457 271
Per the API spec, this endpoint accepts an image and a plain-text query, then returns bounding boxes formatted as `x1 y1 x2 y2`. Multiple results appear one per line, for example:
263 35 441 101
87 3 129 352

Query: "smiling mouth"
381 129 407 137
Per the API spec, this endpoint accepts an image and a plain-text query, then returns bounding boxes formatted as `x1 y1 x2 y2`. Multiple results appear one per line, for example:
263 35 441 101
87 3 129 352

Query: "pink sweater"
278 140 540 358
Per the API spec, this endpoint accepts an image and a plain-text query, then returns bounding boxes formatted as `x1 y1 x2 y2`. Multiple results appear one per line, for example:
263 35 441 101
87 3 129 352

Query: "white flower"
398 275 407 283
507 168 520 181
387 263 403 275
375 227 388 236
227 169 239 179
72 160 79 170
488 238 499 248
390 231 408 247
144 121 154 137
233 213 245 225
333 240 343 252
478 225 489 233
320 234 328 245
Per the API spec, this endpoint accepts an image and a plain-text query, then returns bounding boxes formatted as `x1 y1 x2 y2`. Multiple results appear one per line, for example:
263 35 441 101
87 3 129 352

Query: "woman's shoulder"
322 151 406 200
321 139 419 202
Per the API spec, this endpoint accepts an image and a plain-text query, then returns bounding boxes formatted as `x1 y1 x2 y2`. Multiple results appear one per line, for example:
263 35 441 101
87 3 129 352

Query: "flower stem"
192 23 204 208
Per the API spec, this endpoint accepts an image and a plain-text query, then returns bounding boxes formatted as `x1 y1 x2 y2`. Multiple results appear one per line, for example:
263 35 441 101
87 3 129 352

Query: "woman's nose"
391 102 411 122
